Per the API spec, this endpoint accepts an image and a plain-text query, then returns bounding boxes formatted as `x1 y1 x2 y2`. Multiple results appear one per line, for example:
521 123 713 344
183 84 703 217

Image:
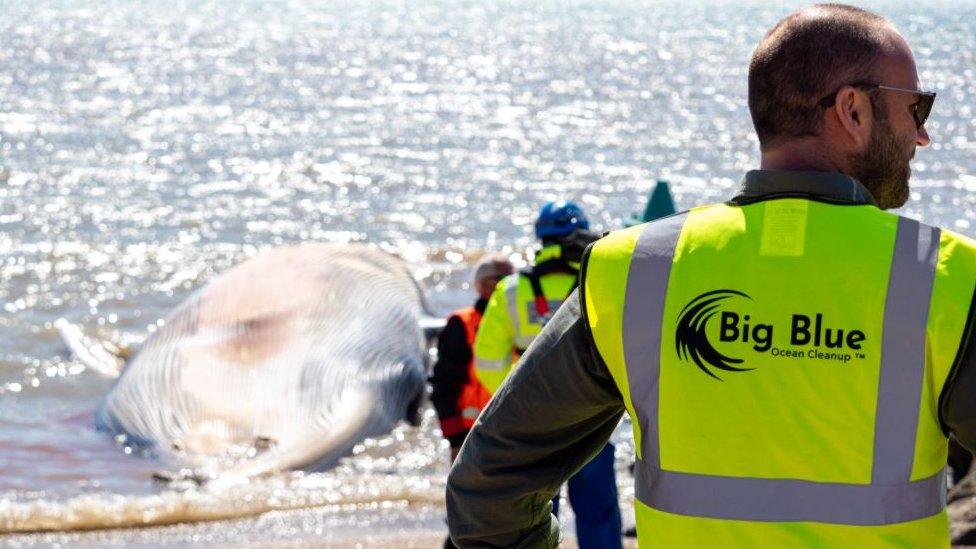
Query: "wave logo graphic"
675 289 755 380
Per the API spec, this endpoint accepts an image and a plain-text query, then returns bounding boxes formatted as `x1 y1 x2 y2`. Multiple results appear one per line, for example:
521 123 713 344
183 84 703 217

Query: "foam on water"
0 418 448 534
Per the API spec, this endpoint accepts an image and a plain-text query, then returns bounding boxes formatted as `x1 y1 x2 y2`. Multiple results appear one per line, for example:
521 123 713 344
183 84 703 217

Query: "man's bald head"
749 4 900 150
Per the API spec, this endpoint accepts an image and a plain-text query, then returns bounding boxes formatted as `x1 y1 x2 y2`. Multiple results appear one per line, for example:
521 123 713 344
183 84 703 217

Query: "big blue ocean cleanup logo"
675 289 868 380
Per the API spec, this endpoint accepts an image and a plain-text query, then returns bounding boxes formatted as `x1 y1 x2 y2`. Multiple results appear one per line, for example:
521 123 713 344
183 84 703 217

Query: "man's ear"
832 86 873 148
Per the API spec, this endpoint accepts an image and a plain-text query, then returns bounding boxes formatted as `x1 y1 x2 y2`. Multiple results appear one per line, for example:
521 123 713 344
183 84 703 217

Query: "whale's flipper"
55 318 125 378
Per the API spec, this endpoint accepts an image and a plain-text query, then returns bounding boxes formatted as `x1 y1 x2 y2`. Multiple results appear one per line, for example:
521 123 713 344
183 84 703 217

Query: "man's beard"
848 116 915 210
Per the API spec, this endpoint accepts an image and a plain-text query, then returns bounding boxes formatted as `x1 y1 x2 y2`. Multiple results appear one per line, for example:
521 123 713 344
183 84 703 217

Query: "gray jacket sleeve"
446 289 625 548
939 292 976 450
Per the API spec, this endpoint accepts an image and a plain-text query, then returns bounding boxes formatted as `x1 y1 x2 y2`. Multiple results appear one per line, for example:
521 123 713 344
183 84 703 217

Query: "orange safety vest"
451 306 493 430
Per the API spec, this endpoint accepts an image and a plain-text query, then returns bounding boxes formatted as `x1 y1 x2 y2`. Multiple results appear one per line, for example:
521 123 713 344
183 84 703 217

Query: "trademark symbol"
855 352 866 359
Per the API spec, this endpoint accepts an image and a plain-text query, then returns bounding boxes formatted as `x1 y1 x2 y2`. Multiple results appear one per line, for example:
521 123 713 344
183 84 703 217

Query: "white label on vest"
759 200 808 257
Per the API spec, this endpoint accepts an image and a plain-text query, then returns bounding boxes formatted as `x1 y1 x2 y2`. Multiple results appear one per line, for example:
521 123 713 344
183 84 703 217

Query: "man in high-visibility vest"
447 4 976 548
473 200 592 392
472 201 623 549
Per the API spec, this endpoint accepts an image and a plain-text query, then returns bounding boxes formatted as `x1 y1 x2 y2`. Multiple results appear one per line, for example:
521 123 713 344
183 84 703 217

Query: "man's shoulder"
587 212 693 264
890 214 976 260
940 226 976 251
589 223 647 260
936 226 976 280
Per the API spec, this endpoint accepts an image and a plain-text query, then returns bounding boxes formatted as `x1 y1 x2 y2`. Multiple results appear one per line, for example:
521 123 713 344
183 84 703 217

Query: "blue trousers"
551 443 623 549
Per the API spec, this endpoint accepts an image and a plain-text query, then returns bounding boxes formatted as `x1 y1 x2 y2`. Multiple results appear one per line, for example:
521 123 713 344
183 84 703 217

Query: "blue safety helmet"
534 200 589 239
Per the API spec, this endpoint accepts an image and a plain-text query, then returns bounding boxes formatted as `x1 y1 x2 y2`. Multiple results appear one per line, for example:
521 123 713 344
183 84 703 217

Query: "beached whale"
90 244 431 475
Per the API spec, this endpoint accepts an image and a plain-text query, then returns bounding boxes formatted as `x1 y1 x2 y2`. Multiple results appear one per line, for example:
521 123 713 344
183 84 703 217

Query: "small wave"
0 471 444 534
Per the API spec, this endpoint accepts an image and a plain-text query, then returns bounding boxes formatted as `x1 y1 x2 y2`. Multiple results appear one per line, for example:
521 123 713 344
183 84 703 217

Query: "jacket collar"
534 243 583 271
729 170 879 207
535 244 564 263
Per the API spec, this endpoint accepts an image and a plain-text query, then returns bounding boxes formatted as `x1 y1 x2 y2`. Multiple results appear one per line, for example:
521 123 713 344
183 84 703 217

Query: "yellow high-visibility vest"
474 245 577 394
584 199 976 548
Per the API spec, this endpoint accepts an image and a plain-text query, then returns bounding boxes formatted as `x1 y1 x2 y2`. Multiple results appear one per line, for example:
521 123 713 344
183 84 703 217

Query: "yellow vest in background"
474 245 577 394
584 199 976 548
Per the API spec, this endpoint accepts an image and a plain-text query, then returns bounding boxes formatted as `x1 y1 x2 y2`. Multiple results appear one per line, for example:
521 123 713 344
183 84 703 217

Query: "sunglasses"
818 81 936 129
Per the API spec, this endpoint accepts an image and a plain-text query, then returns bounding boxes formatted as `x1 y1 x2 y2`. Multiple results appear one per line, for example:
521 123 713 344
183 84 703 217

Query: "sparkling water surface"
1 0 975 544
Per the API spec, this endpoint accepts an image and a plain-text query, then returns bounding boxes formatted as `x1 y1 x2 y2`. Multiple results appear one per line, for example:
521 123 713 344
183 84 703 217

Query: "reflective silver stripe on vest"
505 276 521 343
634 463 946 525
623 213 688 468
873 218 940 484
514 335 536 351
623 213 944 525
476 357 508 372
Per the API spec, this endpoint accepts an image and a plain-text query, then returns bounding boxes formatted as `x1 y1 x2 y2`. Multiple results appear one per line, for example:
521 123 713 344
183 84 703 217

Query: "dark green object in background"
626 180 676 227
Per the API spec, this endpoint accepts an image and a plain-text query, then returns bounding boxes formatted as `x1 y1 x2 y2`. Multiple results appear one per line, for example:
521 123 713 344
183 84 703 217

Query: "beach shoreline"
0 500 638 548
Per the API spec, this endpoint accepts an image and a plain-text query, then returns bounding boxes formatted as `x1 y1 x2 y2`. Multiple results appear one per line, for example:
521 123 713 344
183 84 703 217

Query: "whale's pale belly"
96 244 428 474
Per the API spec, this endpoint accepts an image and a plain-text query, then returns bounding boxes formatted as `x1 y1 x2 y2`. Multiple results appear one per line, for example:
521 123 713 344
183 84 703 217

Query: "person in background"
448 4 976 548
431 254 514 462
473 201 598 391
472 201 623 549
